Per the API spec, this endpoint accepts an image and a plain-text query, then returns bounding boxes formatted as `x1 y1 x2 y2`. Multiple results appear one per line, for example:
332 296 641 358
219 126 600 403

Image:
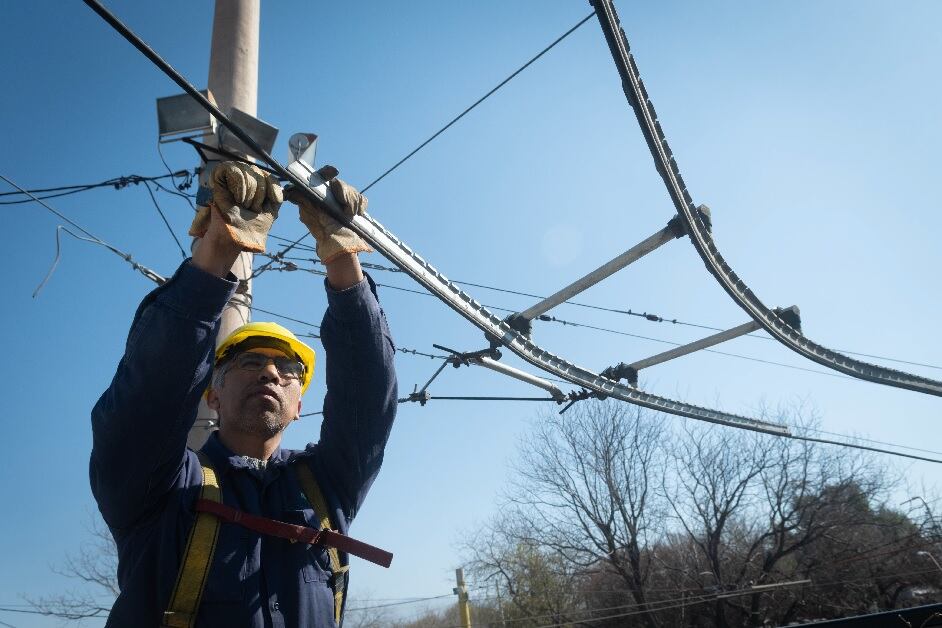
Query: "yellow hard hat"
215 321 316 393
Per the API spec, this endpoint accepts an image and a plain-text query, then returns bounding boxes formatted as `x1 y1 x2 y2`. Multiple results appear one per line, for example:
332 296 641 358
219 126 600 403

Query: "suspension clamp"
600 362 638 387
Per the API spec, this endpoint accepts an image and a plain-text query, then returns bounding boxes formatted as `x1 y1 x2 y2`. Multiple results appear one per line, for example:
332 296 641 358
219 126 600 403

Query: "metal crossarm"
510 215 687 331
590 0 942 397
614 307 800 384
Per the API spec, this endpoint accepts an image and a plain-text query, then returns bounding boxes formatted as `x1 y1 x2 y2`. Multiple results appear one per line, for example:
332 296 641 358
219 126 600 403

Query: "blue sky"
2 1 941 624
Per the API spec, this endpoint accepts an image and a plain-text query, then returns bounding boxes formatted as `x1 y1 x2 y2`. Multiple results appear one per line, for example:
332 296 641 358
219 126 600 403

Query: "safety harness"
161 452 392 627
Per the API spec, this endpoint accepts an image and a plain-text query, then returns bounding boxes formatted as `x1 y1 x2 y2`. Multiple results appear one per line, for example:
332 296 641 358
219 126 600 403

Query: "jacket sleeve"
90 260 237 530
309 273 398 523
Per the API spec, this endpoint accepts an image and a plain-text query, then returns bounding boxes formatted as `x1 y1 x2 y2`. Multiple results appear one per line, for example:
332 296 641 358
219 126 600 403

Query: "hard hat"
214 322 316 393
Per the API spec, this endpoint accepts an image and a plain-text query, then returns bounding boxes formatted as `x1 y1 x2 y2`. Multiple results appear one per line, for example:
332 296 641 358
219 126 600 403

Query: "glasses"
227 352 305 381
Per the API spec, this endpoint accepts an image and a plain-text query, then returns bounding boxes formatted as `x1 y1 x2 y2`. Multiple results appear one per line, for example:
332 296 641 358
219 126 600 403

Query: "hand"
189 162 284 253
283 166 372 264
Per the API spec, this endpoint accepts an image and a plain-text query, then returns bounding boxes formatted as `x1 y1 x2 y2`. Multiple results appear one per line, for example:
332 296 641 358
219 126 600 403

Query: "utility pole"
454 568 472 628
188 0 260 449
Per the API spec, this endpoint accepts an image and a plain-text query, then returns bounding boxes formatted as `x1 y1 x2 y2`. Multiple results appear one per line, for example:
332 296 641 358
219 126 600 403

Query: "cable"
0 170 193 204
360 11 596 194
345 593 455 612
259 11 598 270
247 305 320 330
142 181 187 258
156 140 198 209
246 259 942 462
262 259 855 382
799 428 942 458
2 174 165 293
270 255 941 372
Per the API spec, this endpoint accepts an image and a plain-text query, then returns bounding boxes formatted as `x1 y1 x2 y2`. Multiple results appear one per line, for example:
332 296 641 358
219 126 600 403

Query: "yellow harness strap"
295 461 348 625
162 452 222 628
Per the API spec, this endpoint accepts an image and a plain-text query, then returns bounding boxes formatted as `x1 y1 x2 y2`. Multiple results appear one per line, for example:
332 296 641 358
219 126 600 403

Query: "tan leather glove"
189 162 284 253
284 167 373 264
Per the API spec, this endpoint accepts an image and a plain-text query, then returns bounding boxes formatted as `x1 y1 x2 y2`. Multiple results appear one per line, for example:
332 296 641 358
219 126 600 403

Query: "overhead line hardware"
82 0 793 437
603 307 800 385
433 344 567 402
508 213 697 334
590 0 942 397
268 254 942 372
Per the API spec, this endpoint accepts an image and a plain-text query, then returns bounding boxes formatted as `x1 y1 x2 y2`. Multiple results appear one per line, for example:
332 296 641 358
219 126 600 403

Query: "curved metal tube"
590 0 942 397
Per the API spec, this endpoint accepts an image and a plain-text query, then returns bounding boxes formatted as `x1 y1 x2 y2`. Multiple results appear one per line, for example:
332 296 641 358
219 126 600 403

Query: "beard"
222 391 293 440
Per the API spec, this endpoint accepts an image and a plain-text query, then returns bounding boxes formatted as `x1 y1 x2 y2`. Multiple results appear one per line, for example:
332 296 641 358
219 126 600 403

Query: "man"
90 161 397 627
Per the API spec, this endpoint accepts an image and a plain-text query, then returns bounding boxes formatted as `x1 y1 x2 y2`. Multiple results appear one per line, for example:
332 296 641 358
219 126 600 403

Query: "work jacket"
90 260 398 627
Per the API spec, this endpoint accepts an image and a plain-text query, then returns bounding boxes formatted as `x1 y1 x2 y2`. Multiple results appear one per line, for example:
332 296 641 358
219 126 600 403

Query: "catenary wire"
259 260 858 382
12 188 934 462
260 261 942 461
9 167 930 373
265 255 940 372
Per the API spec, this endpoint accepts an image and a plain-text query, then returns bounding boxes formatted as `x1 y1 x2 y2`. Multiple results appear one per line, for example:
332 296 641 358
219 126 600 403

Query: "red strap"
194 499 393 568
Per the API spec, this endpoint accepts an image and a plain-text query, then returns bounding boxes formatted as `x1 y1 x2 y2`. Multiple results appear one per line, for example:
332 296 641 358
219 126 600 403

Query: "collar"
199 431 296 474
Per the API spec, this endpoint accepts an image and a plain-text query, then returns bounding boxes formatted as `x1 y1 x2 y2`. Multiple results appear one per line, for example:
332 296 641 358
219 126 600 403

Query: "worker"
90 161 398 627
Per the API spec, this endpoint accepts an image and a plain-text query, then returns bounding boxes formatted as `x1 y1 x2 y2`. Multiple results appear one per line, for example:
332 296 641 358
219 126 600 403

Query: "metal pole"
468 356 566 401
629 320 761 372
189 0 260 450
516 220 680 322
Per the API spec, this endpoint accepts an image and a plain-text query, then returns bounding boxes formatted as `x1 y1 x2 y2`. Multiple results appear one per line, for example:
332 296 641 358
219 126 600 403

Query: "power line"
267 255 940 373
259 259 857 382
360 11 596 194
12 181 933 463
260 11 597 270
142 181 187 258
345 593 455 612
2 174 165 293
208 261 942 463
0 170 194 205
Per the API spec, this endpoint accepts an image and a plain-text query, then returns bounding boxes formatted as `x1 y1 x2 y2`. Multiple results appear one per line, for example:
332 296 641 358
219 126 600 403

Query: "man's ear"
294 399 302 421
206 386 220 411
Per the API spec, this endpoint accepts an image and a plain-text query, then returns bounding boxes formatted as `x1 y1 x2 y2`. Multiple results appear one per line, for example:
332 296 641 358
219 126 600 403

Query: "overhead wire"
0 170 194 205
258 258 857 382
22 226 918 465
1 174 165 293
255 259 942 461
264 255 940 373
259 10 598 271
142 181 187 258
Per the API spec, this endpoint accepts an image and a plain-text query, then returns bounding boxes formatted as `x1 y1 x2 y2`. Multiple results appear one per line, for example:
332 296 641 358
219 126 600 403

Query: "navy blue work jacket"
90 260 398 627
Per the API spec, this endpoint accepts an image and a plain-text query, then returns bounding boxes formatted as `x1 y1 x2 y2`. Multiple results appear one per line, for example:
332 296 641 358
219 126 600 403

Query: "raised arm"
285 173 398 520
90 163 282 529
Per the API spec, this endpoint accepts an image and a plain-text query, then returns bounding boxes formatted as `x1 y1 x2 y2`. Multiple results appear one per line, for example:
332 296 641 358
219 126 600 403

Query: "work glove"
188 161 284 253
284 166 373 264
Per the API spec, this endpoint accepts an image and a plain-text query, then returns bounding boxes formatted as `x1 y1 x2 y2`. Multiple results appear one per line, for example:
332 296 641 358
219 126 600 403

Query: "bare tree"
466 400 668 627
466 399 940 627
26 513 117 622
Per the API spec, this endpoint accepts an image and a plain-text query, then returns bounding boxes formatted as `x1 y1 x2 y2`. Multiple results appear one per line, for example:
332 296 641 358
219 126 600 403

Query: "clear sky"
2 1 941 625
